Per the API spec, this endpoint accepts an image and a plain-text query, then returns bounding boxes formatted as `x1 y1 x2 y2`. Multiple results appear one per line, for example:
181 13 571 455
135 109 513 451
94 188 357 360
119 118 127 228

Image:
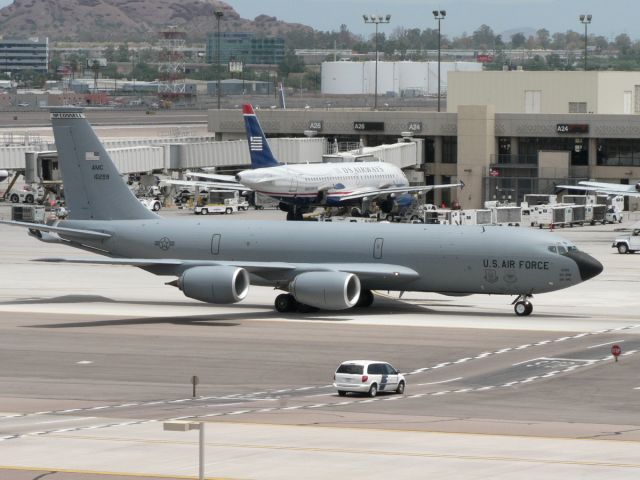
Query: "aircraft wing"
0 220 112 240
556 182 640 197
163 179 252 192
336 182 463 202
186 171 237 182
34 257 418 281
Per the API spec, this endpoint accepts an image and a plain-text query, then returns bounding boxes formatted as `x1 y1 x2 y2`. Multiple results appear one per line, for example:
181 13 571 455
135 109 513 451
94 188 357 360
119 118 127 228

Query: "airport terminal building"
208 71 640 210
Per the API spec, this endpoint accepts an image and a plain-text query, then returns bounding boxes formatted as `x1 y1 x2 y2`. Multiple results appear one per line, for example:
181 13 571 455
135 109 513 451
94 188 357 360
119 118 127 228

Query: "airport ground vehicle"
8 186 44 204
194 190 239 215
139 197 162 212
605 206 624 224
612 229 640 254
333 360 405 397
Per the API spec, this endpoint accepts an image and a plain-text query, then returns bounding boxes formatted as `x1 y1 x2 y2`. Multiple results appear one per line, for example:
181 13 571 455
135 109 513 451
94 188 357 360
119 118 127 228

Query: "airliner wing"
556 181 640 197
0 220 112 240
163 179 252 192
337 182 463 202
186 171 238 182
35 257 418 282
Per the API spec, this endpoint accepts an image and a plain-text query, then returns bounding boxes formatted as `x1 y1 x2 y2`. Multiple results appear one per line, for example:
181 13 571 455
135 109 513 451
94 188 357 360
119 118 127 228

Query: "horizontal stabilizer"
0 220 112 240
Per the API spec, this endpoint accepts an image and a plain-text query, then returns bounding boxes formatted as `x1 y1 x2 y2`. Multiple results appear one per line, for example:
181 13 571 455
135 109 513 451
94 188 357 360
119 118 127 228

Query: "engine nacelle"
635 182 640 192
289 271 361 310
178 266 249 304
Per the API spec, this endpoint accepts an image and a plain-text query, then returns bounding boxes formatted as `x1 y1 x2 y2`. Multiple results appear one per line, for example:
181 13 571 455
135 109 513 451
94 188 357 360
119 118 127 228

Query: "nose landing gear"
512 294 533 316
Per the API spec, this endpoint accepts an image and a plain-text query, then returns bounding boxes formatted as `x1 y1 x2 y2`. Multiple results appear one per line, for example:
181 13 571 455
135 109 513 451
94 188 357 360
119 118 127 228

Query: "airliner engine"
289 271 361 310
178 266 249 304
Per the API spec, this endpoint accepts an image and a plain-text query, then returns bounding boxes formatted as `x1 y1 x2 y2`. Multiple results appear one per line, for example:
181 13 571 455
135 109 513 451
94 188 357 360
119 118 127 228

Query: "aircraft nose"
566 251 603 281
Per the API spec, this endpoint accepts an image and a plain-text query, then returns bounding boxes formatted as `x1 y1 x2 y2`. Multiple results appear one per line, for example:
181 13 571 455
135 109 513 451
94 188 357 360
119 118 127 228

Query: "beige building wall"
448 71 640 114
538 151 569 179
456 105 496 209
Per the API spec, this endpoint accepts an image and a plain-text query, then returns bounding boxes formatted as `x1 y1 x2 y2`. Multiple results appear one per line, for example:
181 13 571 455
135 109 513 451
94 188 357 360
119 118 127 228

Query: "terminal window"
569 102 587 114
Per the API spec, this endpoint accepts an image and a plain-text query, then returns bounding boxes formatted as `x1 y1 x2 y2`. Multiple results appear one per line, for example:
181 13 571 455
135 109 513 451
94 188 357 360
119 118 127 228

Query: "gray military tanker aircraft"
0 108 603 316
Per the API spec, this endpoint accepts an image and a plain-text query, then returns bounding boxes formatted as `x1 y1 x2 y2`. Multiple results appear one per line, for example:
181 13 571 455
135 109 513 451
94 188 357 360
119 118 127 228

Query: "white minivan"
333 360 405 397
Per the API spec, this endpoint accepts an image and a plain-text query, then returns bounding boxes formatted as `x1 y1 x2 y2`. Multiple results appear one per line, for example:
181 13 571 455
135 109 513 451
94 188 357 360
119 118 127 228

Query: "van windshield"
337 364 363 375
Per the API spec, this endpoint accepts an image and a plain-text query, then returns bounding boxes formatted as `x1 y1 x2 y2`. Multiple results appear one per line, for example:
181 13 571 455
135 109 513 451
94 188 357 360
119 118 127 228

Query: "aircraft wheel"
514 301 532 316
152 202 161 211
356 289 374 308
274 293 297 313
286 211 294 221
385 214 394 222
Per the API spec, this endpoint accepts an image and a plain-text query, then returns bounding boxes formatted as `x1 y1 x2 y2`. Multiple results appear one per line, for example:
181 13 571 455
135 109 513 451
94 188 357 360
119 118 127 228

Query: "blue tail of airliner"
242 104 280 169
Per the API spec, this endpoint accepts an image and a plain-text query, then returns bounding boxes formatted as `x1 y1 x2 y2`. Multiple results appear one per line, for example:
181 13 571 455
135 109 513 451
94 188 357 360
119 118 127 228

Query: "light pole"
579 14 592 71
215 10 223 109
363 14 391 110
433 10 446 112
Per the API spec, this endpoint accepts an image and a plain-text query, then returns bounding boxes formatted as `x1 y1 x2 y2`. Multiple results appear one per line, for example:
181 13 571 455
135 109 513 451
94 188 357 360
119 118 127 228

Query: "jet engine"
289 271 361 310
635 182 640 192
177 266 249 304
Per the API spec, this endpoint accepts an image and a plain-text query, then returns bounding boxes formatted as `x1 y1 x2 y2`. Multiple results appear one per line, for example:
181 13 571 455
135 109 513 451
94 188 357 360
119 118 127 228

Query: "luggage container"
522 194 557 207
585 204 606 225
453 209 492 225
491 206 522 226
569 205 586 226
528 205 572 228
11 204 45 223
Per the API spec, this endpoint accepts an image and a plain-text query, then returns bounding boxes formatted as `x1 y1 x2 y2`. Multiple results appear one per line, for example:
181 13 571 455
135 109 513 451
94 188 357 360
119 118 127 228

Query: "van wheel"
201 208 208 215
25 194 34 204
152 202 161 211
338 391 347 397
618 243 629 254
225 207 233 214
368 383 378 397
396 381 405 395
10 193 19 203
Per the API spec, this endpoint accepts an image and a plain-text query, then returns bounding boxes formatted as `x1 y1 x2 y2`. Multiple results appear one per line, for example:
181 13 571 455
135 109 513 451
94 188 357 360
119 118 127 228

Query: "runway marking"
416 377 462 386
587 340 624 349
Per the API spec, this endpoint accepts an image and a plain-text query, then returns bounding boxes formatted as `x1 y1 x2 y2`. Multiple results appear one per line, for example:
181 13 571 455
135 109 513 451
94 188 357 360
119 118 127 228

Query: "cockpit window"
567 245 578 252
548 245 557 253
557 245 567 254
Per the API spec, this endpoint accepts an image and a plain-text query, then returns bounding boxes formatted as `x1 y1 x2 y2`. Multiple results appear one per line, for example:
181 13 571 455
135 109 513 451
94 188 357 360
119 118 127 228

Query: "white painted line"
622 350 638 356
453 388 472 393
228 410 251 415
273 389 291 393
257 408 275 412
383 396 402 401
87 406 110 410
59 409 81 413
521 376 539 383
573 333 589 338
169 399 190 403
143 401 165 406
512 357 543 366
333 401 353 406
475 386 495 391
282 406 302 410
502 382 518 387
432 391 450 396
358 399 376 404
534 340 551 345
33 411 52 415
454 357 472 364
515 344 532 350
555 337 571 342
295 387 314 391
307 404 327 408
304 393 334 398
76 360 93 365
587 340 624 349
416 377 462 386
496 348 512 353
202 413 222 417
114 403 139 408
633 387 640 390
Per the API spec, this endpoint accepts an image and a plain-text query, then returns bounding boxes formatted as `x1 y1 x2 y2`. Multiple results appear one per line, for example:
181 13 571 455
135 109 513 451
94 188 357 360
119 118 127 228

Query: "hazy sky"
0 0 638 41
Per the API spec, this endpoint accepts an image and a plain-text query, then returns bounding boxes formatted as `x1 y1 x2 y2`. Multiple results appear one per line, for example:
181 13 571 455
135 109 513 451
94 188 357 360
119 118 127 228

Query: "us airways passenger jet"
236 104 461 220
0 108 602 316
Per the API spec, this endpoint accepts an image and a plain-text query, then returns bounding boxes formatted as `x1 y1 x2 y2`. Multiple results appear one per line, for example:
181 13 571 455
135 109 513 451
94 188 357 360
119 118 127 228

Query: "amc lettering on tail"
483 259 549 270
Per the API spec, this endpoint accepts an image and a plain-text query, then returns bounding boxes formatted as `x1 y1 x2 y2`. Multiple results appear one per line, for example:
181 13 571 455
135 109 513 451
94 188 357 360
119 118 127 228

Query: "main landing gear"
512 294 533 316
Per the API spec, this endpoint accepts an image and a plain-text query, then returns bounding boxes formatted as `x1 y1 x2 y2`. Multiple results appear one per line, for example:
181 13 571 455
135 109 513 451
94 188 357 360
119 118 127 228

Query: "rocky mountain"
0 0 313 42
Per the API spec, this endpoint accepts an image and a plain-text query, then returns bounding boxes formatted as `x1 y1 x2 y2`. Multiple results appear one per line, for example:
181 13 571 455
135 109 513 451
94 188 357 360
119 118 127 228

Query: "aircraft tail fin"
50 108 158 220
242 104 280 169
